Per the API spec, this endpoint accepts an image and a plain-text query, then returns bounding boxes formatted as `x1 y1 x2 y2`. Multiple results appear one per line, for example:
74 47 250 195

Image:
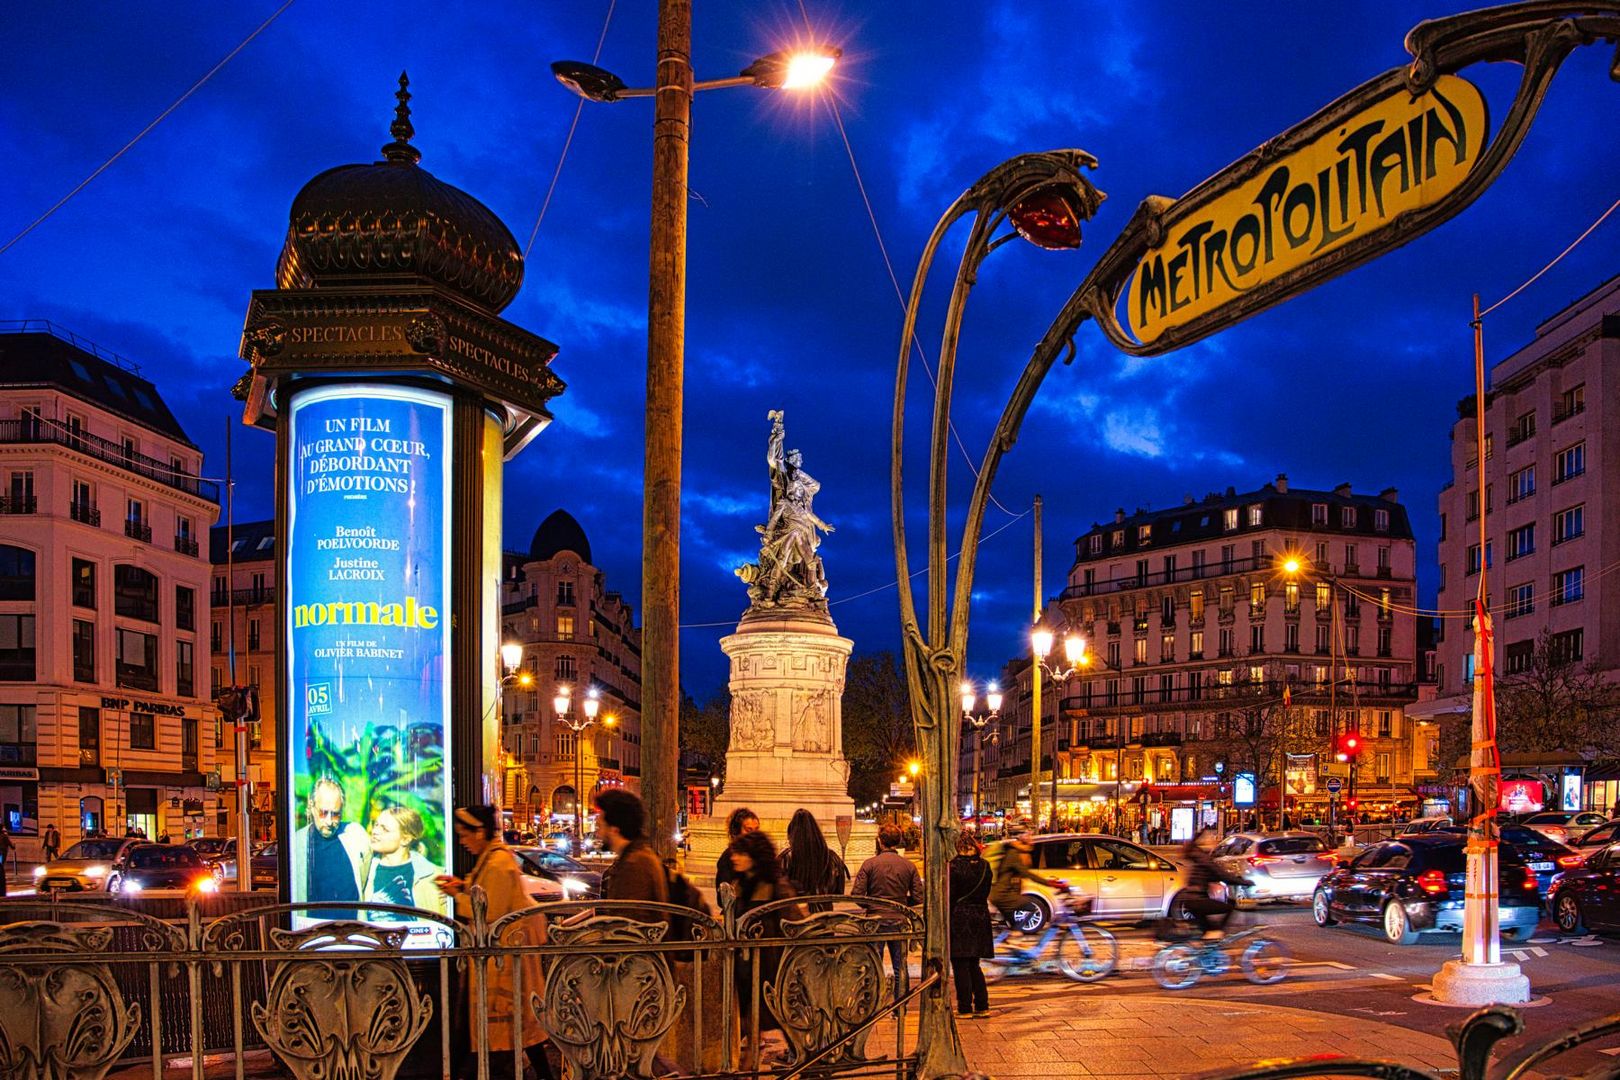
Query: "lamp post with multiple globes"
553 686 616 856
959 681 1002 827
1030 629 1090 830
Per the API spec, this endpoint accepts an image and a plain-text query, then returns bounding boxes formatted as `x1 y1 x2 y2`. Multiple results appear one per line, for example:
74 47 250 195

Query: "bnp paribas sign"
1129 75 1488 346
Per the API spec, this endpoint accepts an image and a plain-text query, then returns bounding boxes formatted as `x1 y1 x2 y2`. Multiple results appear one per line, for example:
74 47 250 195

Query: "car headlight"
121 879 142 893
561 877 585 896
33 865 46 878
84 865 107 879
195 877 219 894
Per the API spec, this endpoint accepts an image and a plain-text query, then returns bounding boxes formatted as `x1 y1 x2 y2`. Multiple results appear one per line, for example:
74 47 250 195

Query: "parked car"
513 847 602 899
1567 819 1620 856
33 838 134 892
1498 825 1585 897
250 842 279 890
986 833 1188 932
106 844 219 895
1212 831 1337 903
1312 834 1541 944
1520 810 1611 845
1547 842 1620 933
1400 816 1454 836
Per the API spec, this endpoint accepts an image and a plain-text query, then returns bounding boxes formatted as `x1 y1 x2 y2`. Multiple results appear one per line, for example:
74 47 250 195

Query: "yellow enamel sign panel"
1127 74 1488 345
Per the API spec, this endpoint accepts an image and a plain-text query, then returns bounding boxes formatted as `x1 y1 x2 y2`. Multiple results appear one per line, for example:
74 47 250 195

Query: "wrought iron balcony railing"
0 419 218 501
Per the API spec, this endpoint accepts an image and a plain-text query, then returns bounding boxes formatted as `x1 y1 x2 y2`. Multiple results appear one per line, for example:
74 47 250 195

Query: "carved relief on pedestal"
790 690 834 753
729 690 775 752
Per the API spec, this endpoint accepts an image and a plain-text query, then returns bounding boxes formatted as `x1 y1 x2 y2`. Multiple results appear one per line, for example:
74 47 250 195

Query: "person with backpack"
778 808 848 911
949 832 994 1018
595 790 668 923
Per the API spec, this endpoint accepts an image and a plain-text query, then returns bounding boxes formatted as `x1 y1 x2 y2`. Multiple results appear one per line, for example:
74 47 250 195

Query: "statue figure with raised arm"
735 410 835 609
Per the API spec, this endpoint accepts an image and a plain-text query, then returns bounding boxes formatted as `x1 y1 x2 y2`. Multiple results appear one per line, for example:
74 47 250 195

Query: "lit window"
1247 505 1263 527
1553 505 1584 544
557 614 575 640
1223 508 1239 531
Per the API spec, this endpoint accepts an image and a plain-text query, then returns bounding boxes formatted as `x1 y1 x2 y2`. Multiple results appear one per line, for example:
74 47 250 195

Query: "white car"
987 833 1188 933
1566 819 1620 856
1520 811 1610 846
1212 832 1338 903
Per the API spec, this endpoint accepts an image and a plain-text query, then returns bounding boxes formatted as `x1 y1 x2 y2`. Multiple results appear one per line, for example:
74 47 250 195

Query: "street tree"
841 651 916 806
678 687 730 781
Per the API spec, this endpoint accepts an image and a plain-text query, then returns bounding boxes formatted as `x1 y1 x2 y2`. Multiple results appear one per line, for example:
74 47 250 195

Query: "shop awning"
1135 783 1221 802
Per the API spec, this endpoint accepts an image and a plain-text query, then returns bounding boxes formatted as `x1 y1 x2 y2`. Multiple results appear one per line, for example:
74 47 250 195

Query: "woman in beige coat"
438 805 550 1080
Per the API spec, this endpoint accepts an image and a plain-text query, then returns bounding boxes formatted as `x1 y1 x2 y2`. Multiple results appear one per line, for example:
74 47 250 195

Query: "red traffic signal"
1335 732 1361 761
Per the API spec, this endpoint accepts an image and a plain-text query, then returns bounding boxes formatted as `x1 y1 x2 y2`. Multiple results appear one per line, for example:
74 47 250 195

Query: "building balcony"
1553 401 1585 426
124 520 152 543
0 496 36 514
1061 556 1266 600
70 502 101 526
0 418 219 502
1062 680 1418 716
174 534 199 557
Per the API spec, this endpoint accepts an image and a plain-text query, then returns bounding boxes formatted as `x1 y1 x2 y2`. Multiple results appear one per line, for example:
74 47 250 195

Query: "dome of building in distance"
529 509 592 565
274 73 524 313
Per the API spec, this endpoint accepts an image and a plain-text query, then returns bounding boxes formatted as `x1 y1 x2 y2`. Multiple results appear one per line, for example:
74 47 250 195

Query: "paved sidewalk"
891 995 1460 1078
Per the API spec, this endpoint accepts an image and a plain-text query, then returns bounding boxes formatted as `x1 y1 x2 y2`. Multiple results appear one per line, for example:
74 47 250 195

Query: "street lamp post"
959 681 1002 827
1032 630 1090 829
552 27 839 855
553 686 614 856
492 642 534 823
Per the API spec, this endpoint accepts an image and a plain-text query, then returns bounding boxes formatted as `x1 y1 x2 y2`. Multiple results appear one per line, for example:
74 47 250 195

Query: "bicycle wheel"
1151 944 1202 990
1240 939 1289 985
1057 924 1118 983
981 957 1011 984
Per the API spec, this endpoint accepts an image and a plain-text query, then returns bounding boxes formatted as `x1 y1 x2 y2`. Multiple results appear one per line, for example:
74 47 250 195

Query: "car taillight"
1522 866 1538 890
1557 854 1584 868
1319 851 1338 865
1248 854 1283 866
1416 869 1448 895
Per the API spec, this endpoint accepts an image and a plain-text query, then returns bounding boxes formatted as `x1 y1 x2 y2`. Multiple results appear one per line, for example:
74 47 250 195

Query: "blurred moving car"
513 846 601 900
34 838 133 891
1498 824 1585 897
1566 819 1620 856
1520 810 1610 845
1547 842 1620 933
986 833 1187 932
1312 834 1541 944
106 843 219 895
1212 832 1337 903
186 837 242 882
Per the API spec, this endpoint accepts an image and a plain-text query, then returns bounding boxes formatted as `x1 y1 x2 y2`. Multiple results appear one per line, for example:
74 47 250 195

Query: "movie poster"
285 384 453 942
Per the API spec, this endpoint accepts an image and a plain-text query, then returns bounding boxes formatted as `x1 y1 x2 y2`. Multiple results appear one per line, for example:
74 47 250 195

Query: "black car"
1547 841 1620 933
1312 835 1542 944
250 842 279 890
107 843 219 895
1498 825 1585 898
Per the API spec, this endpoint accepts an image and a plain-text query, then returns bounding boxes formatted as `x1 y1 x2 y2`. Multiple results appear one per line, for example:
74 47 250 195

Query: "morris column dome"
274 73 524 313
529 509 592 564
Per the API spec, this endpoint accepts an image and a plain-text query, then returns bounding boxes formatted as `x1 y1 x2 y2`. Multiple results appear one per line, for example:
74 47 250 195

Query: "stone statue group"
736 410 834 609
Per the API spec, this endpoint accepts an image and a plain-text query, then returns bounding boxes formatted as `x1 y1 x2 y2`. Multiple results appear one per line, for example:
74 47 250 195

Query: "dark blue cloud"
2 1 1615 696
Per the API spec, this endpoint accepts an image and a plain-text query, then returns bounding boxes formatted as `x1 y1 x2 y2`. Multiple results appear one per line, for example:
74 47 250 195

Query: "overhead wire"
524 0 616 258
0 0 297 259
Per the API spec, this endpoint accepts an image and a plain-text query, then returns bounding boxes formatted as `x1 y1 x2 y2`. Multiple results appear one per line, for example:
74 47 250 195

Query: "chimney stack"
1334 482 1352 498
1275 473 1288 494
1115 508 1126 524
1379 487 1399 503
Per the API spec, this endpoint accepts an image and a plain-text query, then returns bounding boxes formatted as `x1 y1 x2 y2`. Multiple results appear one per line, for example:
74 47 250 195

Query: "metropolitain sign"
1128 75 1488 346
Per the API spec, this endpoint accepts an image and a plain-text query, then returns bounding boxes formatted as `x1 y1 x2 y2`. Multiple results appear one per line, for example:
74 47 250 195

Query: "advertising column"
284 384 453 939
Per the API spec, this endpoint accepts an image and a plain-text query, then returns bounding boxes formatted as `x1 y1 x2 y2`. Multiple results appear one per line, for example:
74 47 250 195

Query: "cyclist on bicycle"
1174 828 1250 940
989 833 1065 933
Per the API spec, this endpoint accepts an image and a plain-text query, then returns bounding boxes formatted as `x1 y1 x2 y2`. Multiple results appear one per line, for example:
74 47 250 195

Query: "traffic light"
1335 732 1361 762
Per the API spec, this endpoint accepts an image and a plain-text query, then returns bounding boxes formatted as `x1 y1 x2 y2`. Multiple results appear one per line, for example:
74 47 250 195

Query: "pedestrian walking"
436 805 550 1080
728 829 804 1072
949 832 993 1018
715 807 760 894
42 823 60 863
595 789 669 923
779 808 848 911
850 825 922 994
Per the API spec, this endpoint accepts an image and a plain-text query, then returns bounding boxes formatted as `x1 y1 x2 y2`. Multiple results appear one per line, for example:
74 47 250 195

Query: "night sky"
3 3 1617 697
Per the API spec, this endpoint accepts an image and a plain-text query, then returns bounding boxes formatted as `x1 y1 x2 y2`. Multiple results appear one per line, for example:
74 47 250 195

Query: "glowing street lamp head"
782 48 838 89
986 682 1003 713
582 688 601 721
1063 634 1086 666
1282 556 1303 576
960 683 977 716
907 760 921 778
500 641 523 675
1032 627 1055 660
743 45 841 90
552 689 571 718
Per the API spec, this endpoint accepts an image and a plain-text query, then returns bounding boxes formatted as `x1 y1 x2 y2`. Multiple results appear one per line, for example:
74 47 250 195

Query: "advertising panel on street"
1233 773 1257 806
1498 778 1545 814
285 384 453 942
1561 773 1582 812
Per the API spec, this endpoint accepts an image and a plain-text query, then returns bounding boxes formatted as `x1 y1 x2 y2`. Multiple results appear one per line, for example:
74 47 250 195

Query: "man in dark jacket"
988 833 1061 931
595 790 668 924
851 825 922 994
1178 828 1249 939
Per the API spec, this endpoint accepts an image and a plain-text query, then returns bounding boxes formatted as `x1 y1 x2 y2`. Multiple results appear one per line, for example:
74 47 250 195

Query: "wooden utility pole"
641 0 692 851
1030 495 1042 829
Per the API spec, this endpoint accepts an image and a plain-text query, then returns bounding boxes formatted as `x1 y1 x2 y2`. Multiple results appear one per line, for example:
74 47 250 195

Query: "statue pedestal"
687 607 875 891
